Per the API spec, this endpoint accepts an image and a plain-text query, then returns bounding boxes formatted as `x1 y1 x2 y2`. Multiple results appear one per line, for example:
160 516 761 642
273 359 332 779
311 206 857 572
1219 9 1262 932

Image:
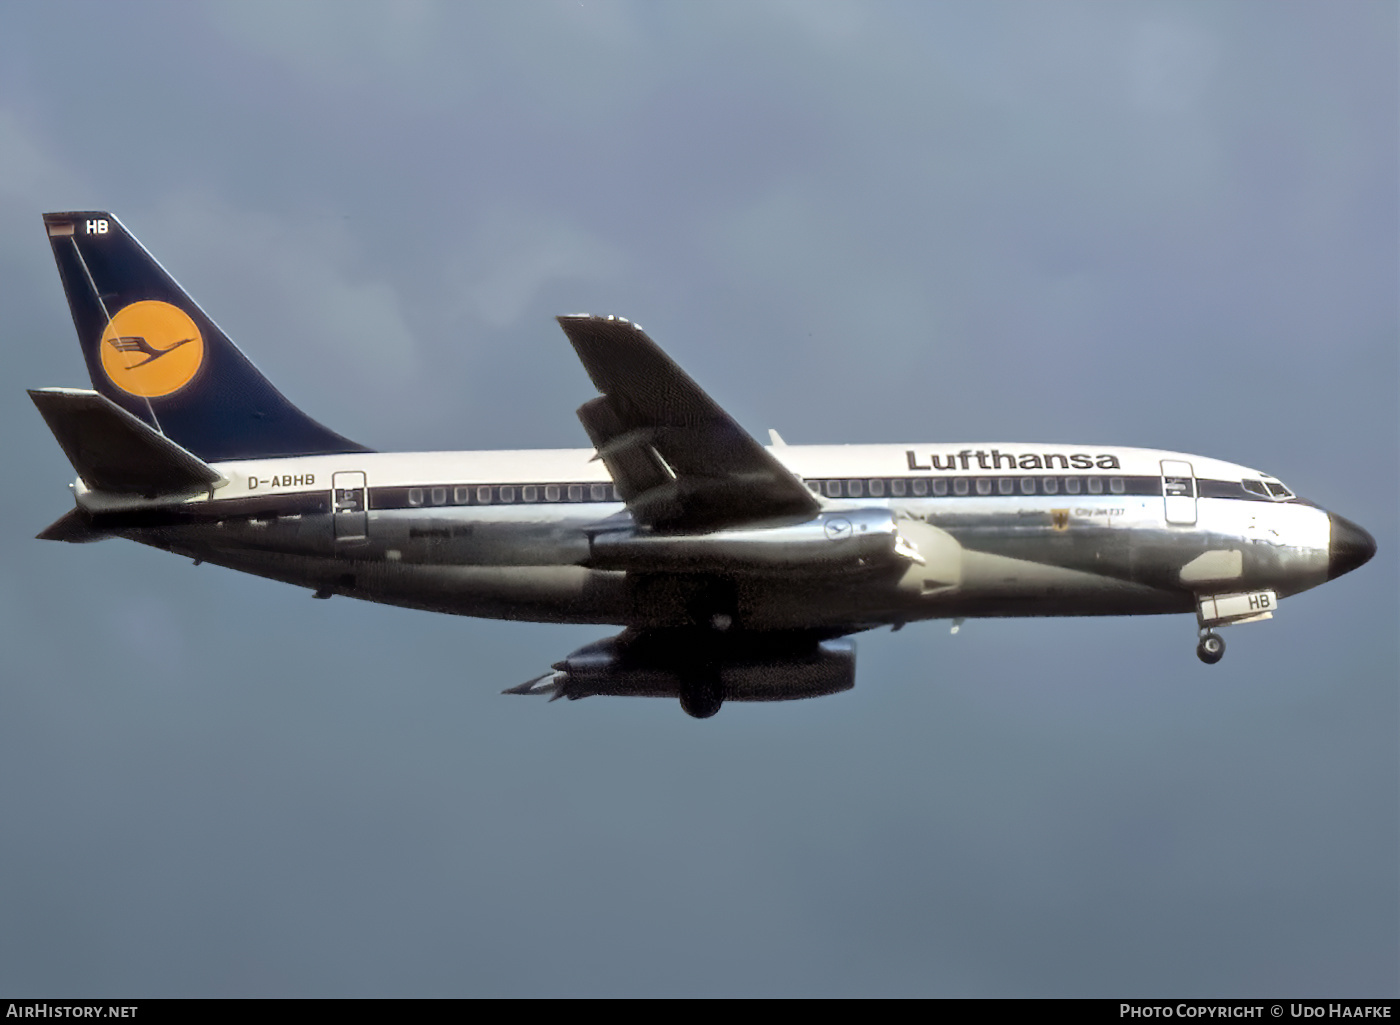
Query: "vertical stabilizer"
42 212 371 461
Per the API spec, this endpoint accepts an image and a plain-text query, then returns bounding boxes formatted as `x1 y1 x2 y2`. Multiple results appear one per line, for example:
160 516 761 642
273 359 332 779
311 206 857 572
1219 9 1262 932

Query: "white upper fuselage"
73 441 1291 508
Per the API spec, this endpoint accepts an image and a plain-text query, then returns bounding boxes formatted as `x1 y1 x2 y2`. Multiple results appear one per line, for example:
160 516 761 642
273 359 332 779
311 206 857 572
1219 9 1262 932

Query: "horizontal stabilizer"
36 508 109 543
29 388 225 496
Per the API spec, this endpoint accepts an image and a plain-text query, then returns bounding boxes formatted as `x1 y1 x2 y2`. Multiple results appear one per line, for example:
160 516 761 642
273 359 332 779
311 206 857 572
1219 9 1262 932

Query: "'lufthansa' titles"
906 449 1122 471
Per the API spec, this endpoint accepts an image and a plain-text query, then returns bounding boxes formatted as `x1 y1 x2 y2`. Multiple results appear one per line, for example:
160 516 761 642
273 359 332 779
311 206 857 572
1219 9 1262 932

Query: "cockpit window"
1243 478 1294 501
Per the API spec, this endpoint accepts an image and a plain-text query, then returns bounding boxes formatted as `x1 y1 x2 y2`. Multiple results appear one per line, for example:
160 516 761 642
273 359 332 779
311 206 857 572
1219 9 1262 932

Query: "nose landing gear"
1193 589 1279 664
1196 629 1225 665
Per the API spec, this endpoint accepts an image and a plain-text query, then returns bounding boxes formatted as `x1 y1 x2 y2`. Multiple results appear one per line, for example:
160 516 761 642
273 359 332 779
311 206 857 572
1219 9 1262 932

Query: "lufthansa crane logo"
824 517 853 541
100 300 204 398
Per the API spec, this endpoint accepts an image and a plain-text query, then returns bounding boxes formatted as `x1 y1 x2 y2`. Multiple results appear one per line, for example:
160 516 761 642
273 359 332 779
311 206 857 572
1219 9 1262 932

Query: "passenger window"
477 486 493 504
930 479 945 496
1042 477 1058 495
522 485 538 502
545 485 560 502
998 478 1014 495
890 479 907 497
568 485 583 501
848 480 863 498
912 479 929 496
1087 477 1103 495
976 478 991 495
868 479 885 497
825 481 842 498
454 486 471 504
807 480 822 493
591 483 608 501
1064 477 1081 495
1020 477 1035 495
953 478 969 496
1109 477 1125 495
408 488 424 507
431 487 447 505
499 486 515 503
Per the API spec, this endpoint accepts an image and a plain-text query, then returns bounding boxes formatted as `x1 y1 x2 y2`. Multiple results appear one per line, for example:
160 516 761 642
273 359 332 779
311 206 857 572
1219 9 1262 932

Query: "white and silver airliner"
31 212 1375 718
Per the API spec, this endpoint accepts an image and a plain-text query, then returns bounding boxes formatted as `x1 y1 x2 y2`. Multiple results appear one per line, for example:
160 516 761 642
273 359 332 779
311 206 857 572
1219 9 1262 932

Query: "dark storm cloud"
0 0 1394 996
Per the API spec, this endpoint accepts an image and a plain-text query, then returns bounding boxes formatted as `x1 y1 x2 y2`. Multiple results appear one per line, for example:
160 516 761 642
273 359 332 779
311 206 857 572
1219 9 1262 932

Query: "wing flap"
558 315 819 531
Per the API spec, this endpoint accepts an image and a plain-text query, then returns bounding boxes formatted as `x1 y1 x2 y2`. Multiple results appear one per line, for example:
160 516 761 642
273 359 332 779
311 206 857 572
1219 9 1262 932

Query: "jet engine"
505 630 855 718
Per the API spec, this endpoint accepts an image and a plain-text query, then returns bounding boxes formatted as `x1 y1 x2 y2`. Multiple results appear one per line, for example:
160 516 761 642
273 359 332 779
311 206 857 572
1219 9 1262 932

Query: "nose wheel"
1196 630 1225 665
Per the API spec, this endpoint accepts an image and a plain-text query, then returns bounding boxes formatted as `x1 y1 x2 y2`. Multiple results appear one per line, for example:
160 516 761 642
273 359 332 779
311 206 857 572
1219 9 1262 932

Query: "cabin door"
1160 460 1197 526
332 471 368 543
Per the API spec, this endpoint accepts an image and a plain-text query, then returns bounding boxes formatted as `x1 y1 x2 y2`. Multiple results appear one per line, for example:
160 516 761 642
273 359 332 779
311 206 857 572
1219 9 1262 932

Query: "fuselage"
74 441 1345 636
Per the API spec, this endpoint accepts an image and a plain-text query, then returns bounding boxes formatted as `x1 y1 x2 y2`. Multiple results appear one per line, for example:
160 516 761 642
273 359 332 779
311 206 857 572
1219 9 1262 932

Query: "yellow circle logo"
100 300 205 398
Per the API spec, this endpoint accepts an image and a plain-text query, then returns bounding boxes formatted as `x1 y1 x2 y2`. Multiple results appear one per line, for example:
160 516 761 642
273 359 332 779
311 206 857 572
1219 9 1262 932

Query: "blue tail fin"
42 211 371 461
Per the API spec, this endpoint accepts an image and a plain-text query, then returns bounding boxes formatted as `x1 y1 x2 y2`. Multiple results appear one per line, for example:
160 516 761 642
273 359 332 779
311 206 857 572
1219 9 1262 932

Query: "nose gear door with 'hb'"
332 471 368 543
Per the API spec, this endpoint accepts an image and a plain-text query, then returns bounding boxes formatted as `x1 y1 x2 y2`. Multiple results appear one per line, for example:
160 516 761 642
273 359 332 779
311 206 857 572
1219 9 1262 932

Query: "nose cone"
1328 513 1376 581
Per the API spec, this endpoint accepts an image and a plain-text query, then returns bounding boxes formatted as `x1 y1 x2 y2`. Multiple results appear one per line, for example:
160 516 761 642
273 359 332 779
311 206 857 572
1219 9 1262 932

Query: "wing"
557 315 820 532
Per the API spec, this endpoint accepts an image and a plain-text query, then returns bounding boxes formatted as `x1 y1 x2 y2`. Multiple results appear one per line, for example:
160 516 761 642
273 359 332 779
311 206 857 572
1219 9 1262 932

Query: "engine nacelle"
588 508 914 575
507 631 856 703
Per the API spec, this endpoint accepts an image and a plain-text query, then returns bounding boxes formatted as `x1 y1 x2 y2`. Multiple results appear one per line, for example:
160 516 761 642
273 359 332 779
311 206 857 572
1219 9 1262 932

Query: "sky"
1 0 1395 998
